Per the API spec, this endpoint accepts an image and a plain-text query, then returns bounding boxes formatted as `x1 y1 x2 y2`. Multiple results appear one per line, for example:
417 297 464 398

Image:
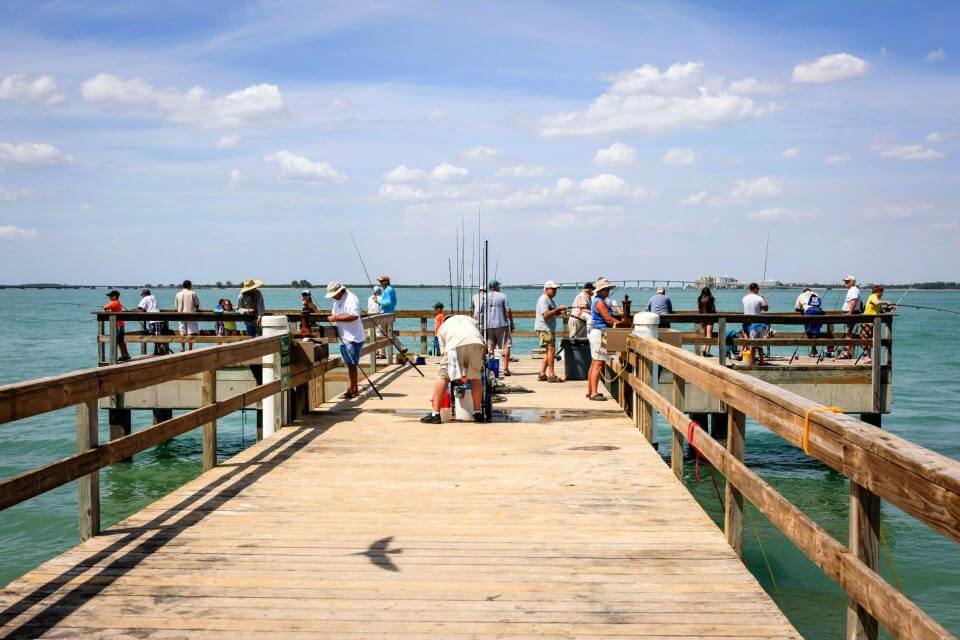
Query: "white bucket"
633 312 660 339
453 383 474 421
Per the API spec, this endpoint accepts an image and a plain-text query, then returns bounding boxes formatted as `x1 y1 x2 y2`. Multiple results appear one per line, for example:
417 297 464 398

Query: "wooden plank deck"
0 357 800 639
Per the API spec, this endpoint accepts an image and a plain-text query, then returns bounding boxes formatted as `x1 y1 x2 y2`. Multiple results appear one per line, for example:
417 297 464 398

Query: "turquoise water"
0 285 957 638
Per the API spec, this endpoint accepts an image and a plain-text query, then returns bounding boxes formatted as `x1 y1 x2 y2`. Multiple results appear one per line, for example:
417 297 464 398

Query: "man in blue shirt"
646 287 673 315
378 274 397 313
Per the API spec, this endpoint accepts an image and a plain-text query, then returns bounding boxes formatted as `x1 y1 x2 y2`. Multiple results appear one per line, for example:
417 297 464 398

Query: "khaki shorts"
485 326 511 351
438 343 485 380
538 330 556 349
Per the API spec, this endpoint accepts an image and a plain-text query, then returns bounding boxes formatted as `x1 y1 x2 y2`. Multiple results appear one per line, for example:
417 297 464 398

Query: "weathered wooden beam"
75 399 99 542
671 375 685 480
639 355 654 442
420 317 428 354
724 407 745 556
629 335 960 544
847 412 882 640
201 369 217 471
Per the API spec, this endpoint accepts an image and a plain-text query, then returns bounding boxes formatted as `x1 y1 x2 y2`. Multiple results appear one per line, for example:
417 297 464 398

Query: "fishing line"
895 303 960 316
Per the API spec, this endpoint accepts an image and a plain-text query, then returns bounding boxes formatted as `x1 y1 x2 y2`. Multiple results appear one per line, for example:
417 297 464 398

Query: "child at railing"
222 299 238 335
214 299 229 336
102 290 132 361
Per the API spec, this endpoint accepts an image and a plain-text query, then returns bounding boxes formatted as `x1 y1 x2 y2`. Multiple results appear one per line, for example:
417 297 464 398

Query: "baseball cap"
544 280 559 289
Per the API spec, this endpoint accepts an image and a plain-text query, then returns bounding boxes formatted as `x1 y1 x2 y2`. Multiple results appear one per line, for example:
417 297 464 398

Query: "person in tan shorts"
422 314 486 423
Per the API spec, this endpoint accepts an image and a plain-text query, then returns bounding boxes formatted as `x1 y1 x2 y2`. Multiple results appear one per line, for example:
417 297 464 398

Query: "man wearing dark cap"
569 282 595 338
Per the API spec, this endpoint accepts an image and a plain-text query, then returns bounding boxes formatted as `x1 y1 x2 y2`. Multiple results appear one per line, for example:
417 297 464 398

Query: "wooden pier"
0 308 957 639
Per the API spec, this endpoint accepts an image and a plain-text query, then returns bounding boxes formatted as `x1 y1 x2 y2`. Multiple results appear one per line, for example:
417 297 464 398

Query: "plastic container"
560 338 591 381
439 389 452 423
453 381 474 420
633 312 660 339
487 357 500 379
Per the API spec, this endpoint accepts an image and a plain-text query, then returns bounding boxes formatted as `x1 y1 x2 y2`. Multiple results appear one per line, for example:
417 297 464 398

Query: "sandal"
547 376 564 383
588 394 607 401
537 374 548 381
503 370 512 376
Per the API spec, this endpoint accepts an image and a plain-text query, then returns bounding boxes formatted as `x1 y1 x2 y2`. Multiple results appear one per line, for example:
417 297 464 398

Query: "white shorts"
588 329 606 361
179 321 199 335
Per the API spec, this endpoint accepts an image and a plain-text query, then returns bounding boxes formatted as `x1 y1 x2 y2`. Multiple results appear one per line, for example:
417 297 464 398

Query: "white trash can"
633 312 660 340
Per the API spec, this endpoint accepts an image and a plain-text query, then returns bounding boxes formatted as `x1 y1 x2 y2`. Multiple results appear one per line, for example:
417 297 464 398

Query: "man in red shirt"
102 290 131 361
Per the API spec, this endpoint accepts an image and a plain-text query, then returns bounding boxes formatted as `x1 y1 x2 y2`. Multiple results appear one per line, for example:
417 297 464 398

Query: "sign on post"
278 334 292 391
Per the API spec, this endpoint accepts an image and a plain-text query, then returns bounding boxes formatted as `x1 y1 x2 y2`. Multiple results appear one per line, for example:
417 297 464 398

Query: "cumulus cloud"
825 153 851 165
712 177 782 205
385 165 428 183
792 53 868 84
0 142 73 169
81 73 287 129
495 164 549 178
538 61 773 137
227 168 242 190
462 146 500 162
871 140 944 161
0 185 30 201
431 163 469 182
579 174 628 199
0 74 63 106
217 135 240 149
0 225 37 239
593 142 636 166
729 77 783 95
781 147 800 159
746 207 811 221
661 147 700 165
925 48 946 63
681 190 708 206
264 150 346 183
927 132 944 143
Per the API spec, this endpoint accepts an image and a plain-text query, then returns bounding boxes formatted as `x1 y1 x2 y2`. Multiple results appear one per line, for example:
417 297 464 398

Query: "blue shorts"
340 341 363 366
748 323 769 340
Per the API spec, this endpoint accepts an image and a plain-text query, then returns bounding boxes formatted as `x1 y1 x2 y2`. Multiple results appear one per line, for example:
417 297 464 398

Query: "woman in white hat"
237 279 265 336
586 278 620 401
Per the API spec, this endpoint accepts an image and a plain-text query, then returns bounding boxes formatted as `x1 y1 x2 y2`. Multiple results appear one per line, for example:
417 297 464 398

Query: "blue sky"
0 1 957 285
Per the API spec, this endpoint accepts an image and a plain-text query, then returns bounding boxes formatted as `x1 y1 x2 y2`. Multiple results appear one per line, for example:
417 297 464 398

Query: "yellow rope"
880 527 904 593
601 360 628 384
802 406 842 454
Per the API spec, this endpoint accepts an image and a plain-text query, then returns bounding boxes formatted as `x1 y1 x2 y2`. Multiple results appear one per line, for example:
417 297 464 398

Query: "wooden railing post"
671 373 685 479
368 326 376 372
718 317 727 367
386 319 395 364
76 399 99 542
847 412 881 640
201 369 217 471
724 407 746 556
870 317 882 412
639 354 654 442
420 316 428 354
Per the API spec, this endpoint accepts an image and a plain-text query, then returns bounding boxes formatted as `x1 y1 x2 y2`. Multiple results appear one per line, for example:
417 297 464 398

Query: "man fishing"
421 314 485 424
326 281 365 399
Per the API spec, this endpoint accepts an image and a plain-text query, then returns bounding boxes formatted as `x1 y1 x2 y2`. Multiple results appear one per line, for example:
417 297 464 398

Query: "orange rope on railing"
802 406 842 454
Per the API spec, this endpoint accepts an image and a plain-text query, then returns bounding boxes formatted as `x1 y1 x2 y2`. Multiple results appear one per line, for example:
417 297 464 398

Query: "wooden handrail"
619 335 959 640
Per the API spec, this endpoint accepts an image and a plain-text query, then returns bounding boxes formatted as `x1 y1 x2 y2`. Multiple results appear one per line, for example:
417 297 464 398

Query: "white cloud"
871 141 944 161
0 185 30 201
593 142 636 166
862 203 934 220
579 173 628 199
925 48 946 63
227 168 242 190
0 142 73 169
781 147 800 159
495 164 549 178
825 153 851 165
714 177 783 205
79 202 91 211
681 190 707 206
385 165 428 183
264 150 347 183
81 73 287 129
538 61 773 137
0 225 37 239
661 147 700 165
746 207 810 221
217 135 240 149
791 53 869 84
0 74 64 106
926 132 944 143
729 77 783 95
431 163 469 182
462 146 500 162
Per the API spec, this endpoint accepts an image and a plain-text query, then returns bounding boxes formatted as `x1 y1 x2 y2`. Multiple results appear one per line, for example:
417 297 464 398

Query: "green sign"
278 334 292 391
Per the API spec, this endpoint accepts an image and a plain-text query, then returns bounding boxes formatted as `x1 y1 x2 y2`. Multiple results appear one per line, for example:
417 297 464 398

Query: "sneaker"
420 413 442 424
473 412 485 423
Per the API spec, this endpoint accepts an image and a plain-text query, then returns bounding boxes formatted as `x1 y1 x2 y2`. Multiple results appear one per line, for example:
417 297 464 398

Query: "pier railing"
0 314 394 542
609 333 956 640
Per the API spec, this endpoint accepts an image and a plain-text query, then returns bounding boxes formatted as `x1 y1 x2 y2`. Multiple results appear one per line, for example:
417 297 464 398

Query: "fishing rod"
895 303 960 316
893 288 912 307
347 232 425 377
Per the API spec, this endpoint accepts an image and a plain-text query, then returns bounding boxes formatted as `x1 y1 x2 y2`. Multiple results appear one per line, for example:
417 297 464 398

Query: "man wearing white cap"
535 281 567 382
326 281 365 399
840 275 862 359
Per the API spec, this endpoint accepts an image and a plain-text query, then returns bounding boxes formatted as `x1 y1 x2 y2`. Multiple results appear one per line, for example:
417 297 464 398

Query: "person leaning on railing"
237 279 266 336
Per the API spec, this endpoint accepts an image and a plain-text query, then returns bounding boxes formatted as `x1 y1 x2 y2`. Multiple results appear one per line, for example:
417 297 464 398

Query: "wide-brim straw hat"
240 279 263 293
594 278 616 292
325 281 347 299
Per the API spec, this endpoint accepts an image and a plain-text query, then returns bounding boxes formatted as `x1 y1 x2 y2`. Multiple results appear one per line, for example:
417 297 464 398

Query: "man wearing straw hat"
326 281 365 399
237 279 266 337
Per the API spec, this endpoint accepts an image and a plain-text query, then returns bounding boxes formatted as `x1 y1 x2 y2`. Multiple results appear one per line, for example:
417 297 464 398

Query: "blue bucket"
415 356 426 365
487 357 500 379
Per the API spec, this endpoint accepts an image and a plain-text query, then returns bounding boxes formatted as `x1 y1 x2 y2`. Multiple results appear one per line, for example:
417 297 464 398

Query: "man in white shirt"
421 314 485 424
175 280 201 351
137 288 168 355
841 275 862 358
742 282 769 364
326 281 365 399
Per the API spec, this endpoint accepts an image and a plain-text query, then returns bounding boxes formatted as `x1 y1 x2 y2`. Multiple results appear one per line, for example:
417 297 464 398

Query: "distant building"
695 275 739 289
